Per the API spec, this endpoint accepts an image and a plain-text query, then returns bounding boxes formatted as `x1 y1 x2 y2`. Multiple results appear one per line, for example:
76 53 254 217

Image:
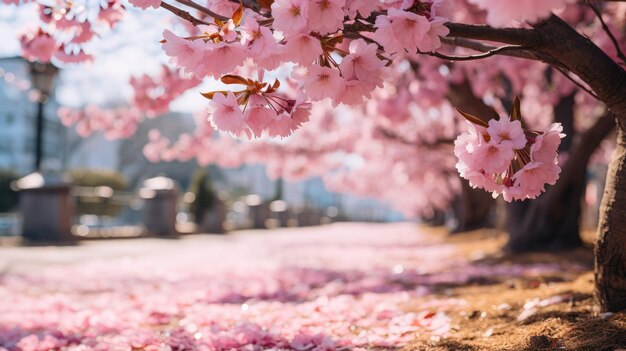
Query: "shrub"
188 169 216 224
0 170 20 213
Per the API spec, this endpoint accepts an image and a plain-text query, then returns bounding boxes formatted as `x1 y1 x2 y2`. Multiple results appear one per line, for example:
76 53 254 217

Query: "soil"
405 228 626 351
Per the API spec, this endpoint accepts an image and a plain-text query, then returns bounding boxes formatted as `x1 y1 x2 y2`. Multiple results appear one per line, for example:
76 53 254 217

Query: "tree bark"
507 113 615 252
530 16 626 313
449 178 494 233
596 120 626 312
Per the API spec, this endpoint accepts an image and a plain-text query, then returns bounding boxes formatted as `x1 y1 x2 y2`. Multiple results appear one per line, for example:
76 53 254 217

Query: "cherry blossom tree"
4 0 626 311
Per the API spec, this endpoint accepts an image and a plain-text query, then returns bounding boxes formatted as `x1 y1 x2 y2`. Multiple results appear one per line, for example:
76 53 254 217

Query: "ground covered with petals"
0 223 624 351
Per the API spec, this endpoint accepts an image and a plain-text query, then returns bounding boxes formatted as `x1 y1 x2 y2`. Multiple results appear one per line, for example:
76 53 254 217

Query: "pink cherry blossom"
512 161 561 197
344 0 379 19
161 30 202 74
128 0 161 10
130 65 201 117
271 0 309 38
455 109 565 202
454 122 485 160
20 30 57 62
339 38 386 86
193 41 247 79
487 116 527 149
531 123 565 163
54 48 94 63
302 65 346 101
207 0 238 14
245 106 275 137
462 169 505 194
70 22 96 44
374 9 430 54
242 20 285 70
290 98 312 127
306 0 346 35
209 92 248 136
336 79 374 106
267 112 295 137
284 34 323 67
472 142 515 174
417 17 450 52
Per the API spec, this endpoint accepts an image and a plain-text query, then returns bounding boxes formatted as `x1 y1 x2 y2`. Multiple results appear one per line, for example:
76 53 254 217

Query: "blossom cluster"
206 74 312 138
454 103 564 201
158 0 449 137
13 0 126 64
130 65 202 117
58 105 143 140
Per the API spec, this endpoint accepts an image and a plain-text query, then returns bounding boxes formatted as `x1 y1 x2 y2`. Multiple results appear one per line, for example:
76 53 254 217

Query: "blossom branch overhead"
10 0 626 204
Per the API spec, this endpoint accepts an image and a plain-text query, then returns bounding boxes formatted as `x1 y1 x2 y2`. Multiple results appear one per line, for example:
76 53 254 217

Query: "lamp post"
29 62 58 172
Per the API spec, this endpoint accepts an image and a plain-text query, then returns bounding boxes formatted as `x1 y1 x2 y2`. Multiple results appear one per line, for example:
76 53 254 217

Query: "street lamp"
29 62 59 171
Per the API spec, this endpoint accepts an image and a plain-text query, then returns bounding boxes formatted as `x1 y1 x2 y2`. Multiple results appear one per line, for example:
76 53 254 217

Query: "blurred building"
0 57 65 174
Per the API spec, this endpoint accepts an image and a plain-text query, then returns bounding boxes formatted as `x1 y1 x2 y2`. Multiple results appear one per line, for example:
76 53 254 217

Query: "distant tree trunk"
506 113 614 252
507 93 579 251
449 178 494 232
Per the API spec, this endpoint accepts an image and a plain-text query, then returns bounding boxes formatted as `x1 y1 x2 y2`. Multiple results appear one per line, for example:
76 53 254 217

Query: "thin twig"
376 127 454 148
587 1 626 65
160 1 212 26
227 0 270 17
440 36 566 69
553 65 600 99
420 44 530 61
173 0 229 21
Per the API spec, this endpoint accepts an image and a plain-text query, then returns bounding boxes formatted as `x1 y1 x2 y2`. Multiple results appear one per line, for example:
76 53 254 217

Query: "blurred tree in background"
188 169 216 225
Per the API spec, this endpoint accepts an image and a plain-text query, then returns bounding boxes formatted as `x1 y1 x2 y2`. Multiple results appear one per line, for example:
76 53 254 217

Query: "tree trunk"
447 13 626 312
507 113 614 252
596 120 626 312
448 178 494 233
505 184 584 252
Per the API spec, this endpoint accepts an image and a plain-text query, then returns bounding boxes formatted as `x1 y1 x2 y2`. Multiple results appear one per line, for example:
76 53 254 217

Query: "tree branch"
553 65 600 99
532 15 626 118
445 22 538 45
172 0 228 21
160 1 212 26
420 44 531 62
440 37 541 61
375 127 454 148
588 1 626 65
